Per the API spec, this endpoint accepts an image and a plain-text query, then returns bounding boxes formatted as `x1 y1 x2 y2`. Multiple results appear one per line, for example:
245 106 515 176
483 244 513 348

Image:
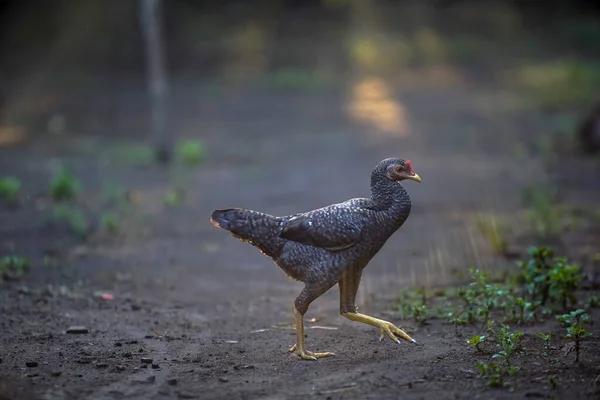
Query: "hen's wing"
280 203 369 252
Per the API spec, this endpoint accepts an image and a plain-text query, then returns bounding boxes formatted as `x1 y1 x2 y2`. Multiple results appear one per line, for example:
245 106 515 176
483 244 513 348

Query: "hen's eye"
395 165 404 173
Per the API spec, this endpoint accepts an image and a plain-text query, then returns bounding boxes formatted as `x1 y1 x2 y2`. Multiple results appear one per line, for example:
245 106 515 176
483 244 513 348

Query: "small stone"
96 362 108 368
27 372 38 377
114 342 122 347
66 326 89 334
115 365 126 372
26 361 38 368
141 357 153 364
168 378 178 386
218 377 229 383
125 340 138 345
123 352 132 358
140 364 148 368
51 371 61 377
77 358 92 364
144 335 153 339
152 363 159 369
131 304 141 311
138 348 144 353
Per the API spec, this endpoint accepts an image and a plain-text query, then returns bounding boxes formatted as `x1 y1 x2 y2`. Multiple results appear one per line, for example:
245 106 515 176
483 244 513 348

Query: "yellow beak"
407 173 421 183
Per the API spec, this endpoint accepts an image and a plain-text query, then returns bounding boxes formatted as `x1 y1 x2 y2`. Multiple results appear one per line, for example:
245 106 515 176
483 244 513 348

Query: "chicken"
210 158 421 360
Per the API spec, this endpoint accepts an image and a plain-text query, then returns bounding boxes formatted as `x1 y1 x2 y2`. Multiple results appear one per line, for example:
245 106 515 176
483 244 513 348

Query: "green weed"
0 176 22 203
176 139 205 166
521 186 564 238
536 332 553 352
394 288 430 326
516 246 582 310
50 165 81 201
474 214 509 256
101 212 118 233
476 362 507 388
52 205 89 238
502 295 538 324
518 59 600 111
468 335 486 353
0 256 29 279
556 309 593 362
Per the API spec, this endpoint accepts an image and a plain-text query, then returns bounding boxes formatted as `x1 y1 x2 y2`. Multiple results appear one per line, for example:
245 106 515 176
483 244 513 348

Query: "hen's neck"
369 177 412 227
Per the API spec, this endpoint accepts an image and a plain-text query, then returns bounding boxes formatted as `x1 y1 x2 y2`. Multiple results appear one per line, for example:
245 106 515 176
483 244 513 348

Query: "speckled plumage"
211 158 420 358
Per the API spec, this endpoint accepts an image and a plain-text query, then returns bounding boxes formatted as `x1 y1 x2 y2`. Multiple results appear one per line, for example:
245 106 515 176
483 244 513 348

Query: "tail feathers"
210 208 282 258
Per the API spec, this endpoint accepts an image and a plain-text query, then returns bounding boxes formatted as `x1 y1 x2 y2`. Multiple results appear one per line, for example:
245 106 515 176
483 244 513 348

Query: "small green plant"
585 293 600 308
164 188 185 207
536 332 553 352
50 165 81 201
556 309 592 362
503 295 538 324
547 374 558 390
474 214 509 256
467 269 503 326
52 205 89 238
516 246 582 310
468 335 486 353
521 186 563 238
476 362 506 388
492 325 523 369
177 139 205 166
0 256 29 279
475 325 523 387
394 288 429 326
447 315 467 335
0 176 22 203
101 212 118 233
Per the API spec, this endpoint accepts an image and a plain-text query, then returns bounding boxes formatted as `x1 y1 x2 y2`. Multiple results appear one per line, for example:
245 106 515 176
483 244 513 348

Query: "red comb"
405 160 414 172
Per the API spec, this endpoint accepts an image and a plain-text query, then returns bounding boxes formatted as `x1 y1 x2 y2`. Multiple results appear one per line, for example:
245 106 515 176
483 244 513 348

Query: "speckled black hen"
210 158 421 360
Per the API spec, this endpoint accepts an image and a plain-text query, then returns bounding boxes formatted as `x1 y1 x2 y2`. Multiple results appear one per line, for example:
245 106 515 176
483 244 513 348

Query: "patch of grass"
0 256 29 279
393 288 430 326
450 268 505 326
536 332 553 352
101 212 118 233
518 59 600 111
107 143 155 166
556 309 592 363
521 185 564 239
502 295 538 324
474 214 509 256
476 361 508 388
468 335 486 353
0 176 22 203
176 139 205 166
164 187 185 207
50 165 81 201
52 204 89 238
476 325 523 388
516 246 582 311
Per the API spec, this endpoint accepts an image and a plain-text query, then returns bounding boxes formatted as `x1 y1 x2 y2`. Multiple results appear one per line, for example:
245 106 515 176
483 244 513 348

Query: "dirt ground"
2 5 600 400
1 81 599 400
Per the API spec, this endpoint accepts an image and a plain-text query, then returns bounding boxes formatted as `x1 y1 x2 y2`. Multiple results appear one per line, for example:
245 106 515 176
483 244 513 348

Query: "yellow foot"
377 319 415 344
288 344 335 361
342 312 417 344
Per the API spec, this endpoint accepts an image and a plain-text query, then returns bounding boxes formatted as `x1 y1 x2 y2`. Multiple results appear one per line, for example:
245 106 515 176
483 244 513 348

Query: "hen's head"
377 158 421 183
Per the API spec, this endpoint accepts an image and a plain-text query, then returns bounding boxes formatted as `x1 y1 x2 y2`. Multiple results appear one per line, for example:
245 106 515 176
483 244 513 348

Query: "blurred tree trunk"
140 0 171 163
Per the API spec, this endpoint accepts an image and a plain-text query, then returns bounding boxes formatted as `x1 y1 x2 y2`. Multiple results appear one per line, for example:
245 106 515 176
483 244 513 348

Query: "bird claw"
289 344 335 360
377 320 415 344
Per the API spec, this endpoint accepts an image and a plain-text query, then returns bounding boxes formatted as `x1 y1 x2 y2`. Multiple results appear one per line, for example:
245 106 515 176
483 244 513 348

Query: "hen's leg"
288 283 336 360
339 270 417 344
